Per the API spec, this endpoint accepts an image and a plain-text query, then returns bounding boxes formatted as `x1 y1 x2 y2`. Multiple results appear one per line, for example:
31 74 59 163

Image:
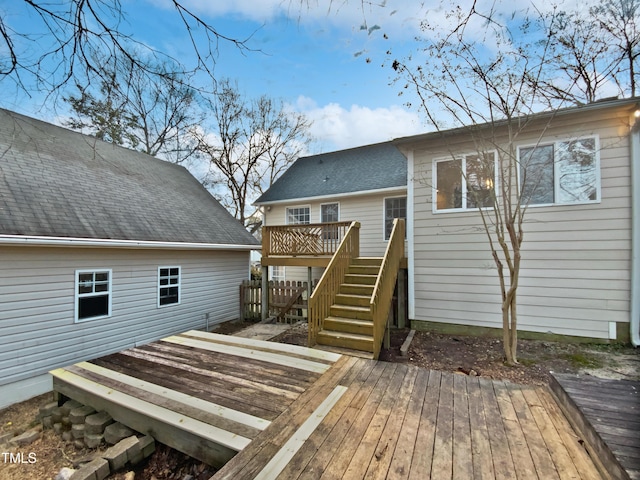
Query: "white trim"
285 205 311 225
630 120 640 347
516 135 601 208
407 149 415 321
75 268 112 323
319 201 340 223
432 151 498 213
158 266 181 308
0 235 259 250
256 186 407 206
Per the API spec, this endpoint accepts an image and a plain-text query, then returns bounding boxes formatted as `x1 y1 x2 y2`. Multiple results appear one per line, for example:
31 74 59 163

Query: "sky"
0 0 591 154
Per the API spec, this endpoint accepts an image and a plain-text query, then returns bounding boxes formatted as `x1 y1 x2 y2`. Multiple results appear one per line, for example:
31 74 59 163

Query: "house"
257 97 640 356
255 141 408 285
0 108 259 408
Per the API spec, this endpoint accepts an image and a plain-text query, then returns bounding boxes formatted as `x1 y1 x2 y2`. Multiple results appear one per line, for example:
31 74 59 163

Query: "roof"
0 108 259 247
255 142 407 204
393 97 640 147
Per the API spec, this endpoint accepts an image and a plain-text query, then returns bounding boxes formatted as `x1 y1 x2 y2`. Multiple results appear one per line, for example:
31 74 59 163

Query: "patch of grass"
561 352 603 369
517 357 538 367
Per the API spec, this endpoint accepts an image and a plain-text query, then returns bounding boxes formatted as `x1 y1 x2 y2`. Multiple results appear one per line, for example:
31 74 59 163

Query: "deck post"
307 267 313 295
398 268 407 329
261 266 269 321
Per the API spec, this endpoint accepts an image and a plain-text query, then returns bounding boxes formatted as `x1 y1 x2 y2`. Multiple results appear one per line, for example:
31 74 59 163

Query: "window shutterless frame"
158 266 181 307
285 205 311 225
383 196 407 240
75 269 112 322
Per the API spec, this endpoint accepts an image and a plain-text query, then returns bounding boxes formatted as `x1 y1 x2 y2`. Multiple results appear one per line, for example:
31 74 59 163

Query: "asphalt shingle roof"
0 108 258 246
255 142 407 204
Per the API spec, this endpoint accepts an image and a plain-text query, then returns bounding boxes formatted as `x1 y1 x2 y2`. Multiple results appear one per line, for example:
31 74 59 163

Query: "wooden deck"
50 331 341 467
51 332 602 479
550 373 640 480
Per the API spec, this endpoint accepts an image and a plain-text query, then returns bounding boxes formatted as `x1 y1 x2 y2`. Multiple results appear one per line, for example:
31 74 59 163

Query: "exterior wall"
409 107 633 340
264 189 407 283
0 246 250 401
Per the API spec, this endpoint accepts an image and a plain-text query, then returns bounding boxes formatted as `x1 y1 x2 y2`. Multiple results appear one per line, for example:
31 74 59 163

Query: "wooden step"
335 293 370 307
344 274 377 286
339 283 374 296
316 330 374 352
323 316 374 336
348 264 380 276
330 304 372 321
352 257 383 266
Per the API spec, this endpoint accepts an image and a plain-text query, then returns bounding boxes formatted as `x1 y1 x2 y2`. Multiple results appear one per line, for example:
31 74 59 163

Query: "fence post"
239 282 245 322
261 266 269 321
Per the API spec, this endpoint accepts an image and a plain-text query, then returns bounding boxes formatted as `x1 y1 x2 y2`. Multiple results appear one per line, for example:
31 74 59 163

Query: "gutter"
631 116 640 347
0 235 260 251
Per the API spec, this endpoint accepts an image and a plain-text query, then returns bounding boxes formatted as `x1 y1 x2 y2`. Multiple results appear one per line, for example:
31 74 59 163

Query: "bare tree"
0 1 251 100
65 54 202 165
196 79 312 230
390 4 569 365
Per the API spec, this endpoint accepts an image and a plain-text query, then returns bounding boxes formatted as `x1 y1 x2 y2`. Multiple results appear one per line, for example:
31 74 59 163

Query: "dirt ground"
2 321 638 479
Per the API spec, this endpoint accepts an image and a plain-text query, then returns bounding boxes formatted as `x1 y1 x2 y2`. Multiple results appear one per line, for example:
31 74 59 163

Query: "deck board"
51 331 603 478
551 373 640 480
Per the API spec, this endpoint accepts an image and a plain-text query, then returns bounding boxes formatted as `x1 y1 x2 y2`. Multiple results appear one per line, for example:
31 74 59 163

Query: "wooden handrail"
370 218 405 359
262 221 352 257
308 221 360 346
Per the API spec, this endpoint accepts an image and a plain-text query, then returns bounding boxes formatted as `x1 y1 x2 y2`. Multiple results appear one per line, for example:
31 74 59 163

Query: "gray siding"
410 106 632 339
0 246 250 387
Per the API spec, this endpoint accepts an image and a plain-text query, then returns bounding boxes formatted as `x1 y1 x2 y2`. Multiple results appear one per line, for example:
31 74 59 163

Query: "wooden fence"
239 280 316 324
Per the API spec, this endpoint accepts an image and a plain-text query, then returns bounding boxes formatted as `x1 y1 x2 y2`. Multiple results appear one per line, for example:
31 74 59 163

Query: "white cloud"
294 96 423 151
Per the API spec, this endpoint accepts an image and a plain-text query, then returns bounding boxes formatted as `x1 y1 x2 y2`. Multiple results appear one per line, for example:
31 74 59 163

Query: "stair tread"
332 304 370 311
318 330 374 341
325 315 373 324
336 293 371 299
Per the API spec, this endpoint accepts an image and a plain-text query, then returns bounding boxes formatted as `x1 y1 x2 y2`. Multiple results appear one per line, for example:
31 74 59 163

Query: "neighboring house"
258 97 640 352
255 141 408 283
0 108 259 408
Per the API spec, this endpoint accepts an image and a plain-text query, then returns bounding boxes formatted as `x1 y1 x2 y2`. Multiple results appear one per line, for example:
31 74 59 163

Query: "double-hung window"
158 266 181 307
286 206 310 225
519 136 599 205
434 152 496 212
384 196 407 240
76 270 111 321
321 202 340 240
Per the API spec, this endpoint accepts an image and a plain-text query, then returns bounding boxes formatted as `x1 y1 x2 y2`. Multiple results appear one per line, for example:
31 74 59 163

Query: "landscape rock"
51 407 64 424
73 439 85 450
101 438 130 471
70 406 96 424
85 411 113 435
84 433 104 449
10 426 42 446
55 467 76 480
53 422 64 435
0 431 13 444
62 430 73 442
39 401 59 419
104 422 133 445
123 472 135 480
138 435 155 458
72 423 86 440
70 457 109 480
42 415 53 429
60 400 82 417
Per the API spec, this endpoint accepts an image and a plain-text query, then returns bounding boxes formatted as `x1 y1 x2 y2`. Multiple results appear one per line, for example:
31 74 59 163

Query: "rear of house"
0 109 259 407
397 98 639 342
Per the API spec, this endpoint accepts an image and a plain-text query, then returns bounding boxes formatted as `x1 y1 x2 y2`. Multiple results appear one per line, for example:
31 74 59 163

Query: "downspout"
630 113 640 347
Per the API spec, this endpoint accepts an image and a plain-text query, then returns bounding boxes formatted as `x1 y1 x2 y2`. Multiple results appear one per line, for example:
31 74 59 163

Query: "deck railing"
262 221 352 257
370 218 405 359
308 221 360 346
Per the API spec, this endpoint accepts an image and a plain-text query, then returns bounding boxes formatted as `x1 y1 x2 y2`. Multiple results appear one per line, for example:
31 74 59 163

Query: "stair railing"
308 221 360 347
370 218 405 359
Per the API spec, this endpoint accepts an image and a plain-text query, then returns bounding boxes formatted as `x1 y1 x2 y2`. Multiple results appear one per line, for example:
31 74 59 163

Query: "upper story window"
384 196 406 240
158 266 181 307
321 203 340 240
286 206 310 224
76 269 111 322
519 136 599 206
434 152 496 212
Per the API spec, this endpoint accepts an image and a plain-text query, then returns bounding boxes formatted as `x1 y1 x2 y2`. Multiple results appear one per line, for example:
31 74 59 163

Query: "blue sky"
1 1 587 153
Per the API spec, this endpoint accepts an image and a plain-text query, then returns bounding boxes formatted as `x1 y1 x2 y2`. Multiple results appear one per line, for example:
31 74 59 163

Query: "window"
76 270 111 321
321 203 339 240
434 152 496 212
271 266 286 282
286 206 310 225
519 136 599 205
384 196 407 240
158 267 181 307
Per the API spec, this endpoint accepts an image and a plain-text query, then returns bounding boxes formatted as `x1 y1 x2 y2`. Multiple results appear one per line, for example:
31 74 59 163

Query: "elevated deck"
551 373 640 480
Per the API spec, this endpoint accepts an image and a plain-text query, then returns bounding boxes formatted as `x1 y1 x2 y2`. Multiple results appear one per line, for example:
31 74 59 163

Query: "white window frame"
271 265 286 282
319 202 340 223
432 151 498 213
517 135 601 208
158 266 181 308
383 196 407 240
75 269 112 322
285 205 311 225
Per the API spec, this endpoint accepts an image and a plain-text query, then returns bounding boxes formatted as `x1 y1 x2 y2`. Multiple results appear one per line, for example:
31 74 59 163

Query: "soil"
2 320 638 479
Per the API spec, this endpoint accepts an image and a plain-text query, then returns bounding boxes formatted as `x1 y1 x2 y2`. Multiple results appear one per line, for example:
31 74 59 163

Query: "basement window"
75 270 112 322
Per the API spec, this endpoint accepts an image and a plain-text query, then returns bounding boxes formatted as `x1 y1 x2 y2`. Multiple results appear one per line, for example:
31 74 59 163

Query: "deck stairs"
316 257 383 358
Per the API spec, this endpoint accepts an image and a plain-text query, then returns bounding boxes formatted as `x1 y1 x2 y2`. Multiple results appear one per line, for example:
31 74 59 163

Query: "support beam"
398 268 407 329
261 266 269 321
